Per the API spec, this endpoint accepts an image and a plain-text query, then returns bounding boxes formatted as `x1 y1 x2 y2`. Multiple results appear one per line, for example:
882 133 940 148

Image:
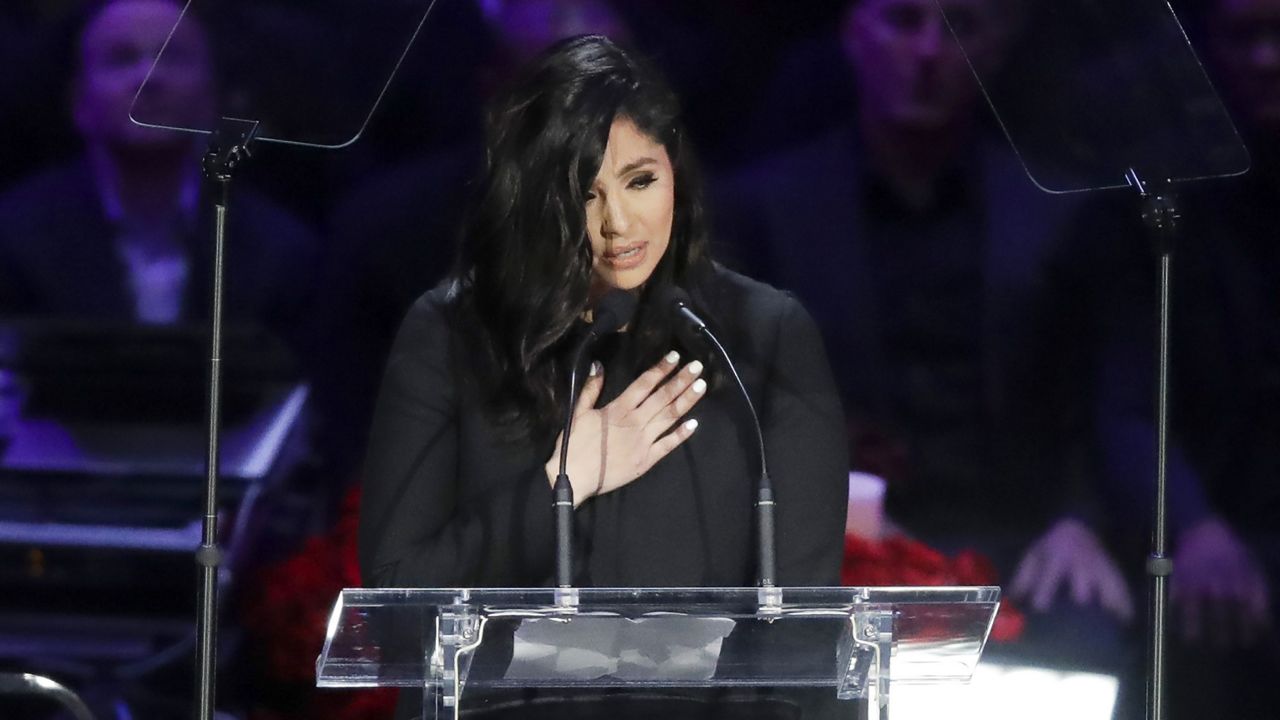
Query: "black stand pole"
1126 168 1178 720
193 117 260 720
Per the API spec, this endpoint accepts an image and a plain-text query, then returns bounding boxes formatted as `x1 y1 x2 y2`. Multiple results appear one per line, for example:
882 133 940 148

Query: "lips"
603 242 647 270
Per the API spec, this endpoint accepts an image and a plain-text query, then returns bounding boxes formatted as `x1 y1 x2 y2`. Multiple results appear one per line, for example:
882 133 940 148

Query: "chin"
599 268 654 293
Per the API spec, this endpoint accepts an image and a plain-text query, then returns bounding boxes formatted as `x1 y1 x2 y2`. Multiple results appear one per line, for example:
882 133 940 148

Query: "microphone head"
591 289 638 335
663 285 707 332
665 285 692 309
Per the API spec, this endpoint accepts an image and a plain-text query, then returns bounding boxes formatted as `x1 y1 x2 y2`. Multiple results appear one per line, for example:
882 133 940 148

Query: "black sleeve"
358 295 557 588
762 294 850 586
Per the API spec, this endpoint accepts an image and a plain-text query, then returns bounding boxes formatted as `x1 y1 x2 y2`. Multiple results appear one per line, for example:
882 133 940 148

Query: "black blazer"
0 160 318 346
359 265 849 589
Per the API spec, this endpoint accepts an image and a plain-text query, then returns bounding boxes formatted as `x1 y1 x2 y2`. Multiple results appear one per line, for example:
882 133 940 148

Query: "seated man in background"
0 0 317 346
717 0 1135 688
0 4 322 717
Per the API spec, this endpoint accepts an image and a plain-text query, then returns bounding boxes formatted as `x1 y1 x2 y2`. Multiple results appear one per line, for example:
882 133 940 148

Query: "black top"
359 265 849 589
862 167 992 528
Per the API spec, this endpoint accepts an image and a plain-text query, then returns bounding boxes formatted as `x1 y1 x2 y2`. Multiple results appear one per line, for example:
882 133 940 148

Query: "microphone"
665 287 777 589
554 289 637 589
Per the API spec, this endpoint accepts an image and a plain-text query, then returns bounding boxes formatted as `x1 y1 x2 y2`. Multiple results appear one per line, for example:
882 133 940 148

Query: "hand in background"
1172 516 1271 647
1011 517 1135 623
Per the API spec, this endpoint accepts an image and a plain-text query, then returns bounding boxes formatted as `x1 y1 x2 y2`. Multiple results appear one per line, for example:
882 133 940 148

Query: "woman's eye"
585 191 598 202
628 173 656 190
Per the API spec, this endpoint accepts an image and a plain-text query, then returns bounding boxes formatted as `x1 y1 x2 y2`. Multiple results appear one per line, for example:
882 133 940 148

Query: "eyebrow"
615 158 659 177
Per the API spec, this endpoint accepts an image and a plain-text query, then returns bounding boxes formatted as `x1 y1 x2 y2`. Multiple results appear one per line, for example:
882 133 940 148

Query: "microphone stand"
551 292 634 607
1125 168 1178 720
554 340 593 599
674 301 778 596
194 117 260 720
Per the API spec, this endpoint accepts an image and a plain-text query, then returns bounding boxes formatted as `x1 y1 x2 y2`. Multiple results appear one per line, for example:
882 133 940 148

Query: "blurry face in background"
585 118 675 295
482 0 631 64
73 0 215 152
842 0 1007 132
1208 0 1280 135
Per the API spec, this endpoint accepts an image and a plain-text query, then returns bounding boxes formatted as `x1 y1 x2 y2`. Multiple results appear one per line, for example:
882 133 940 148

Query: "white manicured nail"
686 360 703 375
683 418 699 432
665 350 680 364
692 378 707 394
588 361 601 377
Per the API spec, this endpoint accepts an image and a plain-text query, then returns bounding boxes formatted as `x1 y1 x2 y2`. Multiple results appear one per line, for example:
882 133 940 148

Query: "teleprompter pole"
1125 168 1178 720
194 118 260 720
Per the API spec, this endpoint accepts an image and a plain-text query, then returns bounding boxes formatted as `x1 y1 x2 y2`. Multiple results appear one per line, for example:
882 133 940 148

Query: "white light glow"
890 663 1118 720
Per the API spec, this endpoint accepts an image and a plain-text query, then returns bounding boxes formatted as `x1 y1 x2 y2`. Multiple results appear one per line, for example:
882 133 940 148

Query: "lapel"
779 130 891 414
182 199 216 322
47 164 134 318
979 144 1076 420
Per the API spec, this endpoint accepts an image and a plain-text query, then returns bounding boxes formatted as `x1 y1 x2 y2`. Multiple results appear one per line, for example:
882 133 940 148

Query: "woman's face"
585 118 675 295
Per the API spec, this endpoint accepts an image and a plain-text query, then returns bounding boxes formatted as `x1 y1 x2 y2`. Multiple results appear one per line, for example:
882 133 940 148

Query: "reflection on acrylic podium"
318 586 1000 720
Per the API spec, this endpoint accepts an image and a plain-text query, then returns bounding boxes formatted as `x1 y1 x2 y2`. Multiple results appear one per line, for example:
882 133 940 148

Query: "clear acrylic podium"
318 586 1000 719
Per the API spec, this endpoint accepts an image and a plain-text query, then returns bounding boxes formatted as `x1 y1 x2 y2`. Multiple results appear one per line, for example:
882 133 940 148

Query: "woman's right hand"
545 350 706 506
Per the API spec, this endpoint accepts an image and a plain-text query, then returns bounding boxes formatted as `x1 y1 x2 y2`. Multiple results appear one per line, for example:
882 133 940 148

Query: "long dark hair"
451 34 714 440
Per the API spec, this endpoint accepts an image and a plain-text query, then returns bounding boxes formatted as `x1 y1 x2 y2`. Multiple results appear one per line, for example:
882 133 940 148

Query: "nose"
600 193 630 239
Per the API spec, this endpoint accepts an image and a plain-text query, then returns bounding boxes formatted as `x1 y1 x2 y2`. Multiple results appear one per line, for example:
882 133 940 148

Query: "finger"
1010 549 1041 600
644 418 699 470
1031 551 1068 613
616 350 681 409
637 359 703 424
574 361 605 416
1101 564 1135 623
651 377 708 441
644 374 707 439
1069 560 1093 607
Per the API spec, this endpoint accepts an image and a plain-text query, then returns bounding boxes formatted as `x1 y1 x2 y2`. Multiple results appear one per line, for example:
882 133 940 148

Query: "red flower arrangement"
841 533 1025 642
240 486 396 720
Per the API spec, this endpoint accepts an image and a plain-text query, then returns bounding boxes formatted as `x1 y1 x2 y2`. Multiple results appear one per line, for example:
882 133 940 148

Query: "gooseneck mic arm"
553 342 588 588
553 290 637 589
670 290 777 588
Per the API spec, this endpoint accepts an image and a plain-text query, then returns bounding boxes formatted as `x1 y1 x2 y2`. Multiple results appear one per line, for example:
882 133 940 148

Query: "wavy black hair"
450 34 715 440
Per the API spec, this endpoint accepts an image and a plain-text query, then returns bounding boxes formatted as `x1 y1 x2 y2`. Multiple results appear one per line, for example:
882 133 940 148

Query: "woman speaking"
360 30 846 633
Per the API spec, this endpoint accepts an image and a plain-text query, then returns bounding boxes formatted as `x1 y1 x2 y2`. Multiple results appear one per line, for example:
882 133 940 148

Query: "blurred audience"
0 2 84 192
0 0 317 348
717 0 1136 680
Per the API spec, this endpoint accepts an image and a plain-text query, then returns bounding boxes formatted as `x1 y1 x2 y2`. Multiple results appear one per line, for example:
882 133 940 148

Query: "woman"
360 31 846 614
358 32 849 720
